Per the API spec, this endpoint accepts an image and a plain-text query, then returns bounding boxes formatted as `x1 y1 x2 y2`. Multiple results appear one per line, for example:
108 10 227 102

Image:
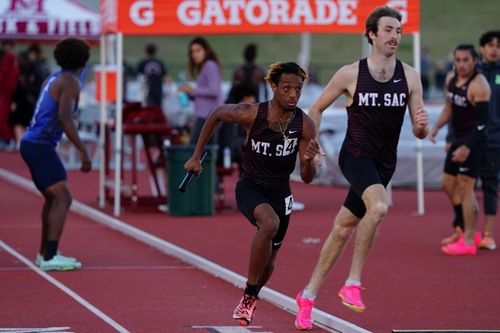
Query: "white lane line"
0 241 130 333
0 168 370 333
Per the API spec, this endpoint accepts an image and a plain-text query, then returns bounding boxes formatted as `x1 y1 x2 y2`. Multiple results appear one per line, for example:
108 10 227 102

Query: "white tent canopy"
0 0 100 41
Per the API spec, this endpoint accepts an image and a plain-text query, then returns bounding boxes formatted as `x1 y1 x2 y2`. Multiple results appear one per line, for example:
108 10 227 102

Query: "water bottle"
176 71 190 108
178 91 190 108
223 146 231 168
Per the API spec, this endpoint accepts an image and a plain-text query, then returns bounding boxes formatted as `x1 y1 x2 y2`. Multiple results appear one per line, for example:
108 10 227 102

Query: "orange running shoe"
441 226 463 246
478 232 496 250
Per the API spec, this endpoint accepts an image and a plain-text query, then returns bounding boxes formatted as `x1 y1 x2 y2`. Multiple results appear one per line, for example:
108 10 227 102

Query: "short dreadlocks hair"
265 62 308 87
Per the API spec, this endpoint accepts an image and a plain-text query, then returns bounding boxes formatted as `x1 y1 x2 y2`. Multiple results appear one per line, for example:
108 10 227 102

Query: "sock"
453 204 464 230
44 241 59 261
345 279 361 287
302 288 316 300
245 282 259 297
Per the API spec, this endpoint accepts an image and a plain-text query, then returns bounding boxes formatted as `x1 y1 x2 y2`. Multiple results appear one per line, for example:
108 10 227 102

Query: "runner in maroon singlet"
184 62 321 326
295 6 429 330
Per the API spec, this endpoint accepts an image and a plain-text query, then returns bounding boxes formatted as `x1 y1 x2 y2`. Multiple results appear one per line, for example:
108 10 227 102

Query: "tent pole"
98 34 107 208
413 31 425 215
113 33 124 216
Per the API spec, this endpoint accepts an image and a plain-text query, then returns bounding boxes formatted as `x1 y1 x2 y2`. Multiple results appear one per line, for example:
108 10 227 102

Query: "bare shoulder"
301 109 317 139
401 62 419 81
51 72 80 100
470 73 491 98
336 61 359 81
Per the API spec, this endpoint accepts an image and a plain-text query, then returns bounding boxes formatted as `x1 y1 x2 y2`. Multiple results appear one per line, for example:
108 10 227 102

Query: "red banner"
102 0 419 35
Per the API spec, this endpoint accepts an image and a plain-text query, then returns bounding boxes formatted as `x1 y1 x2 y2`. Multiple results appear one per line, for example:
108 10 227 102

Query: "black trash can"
164 145 217 216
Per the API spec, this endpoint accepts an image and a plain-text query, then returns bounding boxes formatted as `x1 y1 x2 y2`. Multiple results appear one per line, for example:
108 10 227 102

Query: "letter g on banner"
130 0 154 26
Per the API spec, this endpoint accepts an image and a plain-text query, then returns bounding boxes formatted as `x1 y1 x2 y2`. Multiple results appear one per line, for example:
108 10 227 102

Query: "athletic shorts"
444 141 486 178
235 177 292 249
20 141 67 192
339 150 393 219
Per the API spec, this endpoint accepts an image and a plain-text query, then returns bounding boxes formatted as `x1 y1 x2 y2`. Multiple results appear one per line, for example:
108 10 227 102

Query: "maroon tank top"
448 73 478 141
343 58 409 172
241 102 303 186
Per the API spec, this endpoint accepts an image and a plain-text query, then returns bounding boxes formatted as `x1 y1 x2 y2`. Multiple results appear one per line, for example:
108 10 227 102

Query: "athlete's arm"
308 62 357 138
405 64 429 139
464 73 491 149
184 102 257 176
429 72 454 143
55 73 91 172
298 113 320 183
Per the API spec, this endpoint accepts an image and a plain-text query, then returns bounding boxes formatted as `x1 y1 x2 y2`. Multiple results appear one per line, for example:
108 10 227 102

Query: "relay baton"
178 150 208 193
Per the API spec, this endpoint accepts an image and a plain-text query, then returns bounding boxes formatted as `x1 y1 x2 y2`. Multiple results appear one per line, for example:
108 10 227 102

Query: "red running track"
1 151 500 333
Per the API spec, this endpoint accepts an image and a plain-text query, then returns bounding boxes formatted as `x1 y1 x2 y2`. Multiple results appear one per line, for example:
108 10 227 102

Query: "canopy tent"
0 0 100 41
99 0 423 217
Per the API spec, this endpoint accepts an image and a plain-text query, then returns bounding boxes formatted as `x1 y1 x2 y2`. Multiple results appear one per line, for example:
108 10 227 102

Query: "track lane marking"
0 241 131 333
0 168 370 333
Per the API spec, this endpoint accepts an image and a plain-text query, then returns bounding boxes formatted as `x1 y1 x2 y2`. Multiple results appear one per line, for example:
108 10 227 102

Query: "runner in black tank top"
429 44 491 255
344 57 409 173
183 62 320 326
241 102 303 186
295 7 429 328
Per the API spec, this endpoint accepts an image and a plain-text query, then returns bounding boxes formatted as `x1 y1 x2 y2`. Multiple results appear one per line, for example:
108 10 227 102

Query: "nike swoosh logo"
393 79 402 83
273 241 283 246
477 125 486 131
459 167 470 172
289 130 297 134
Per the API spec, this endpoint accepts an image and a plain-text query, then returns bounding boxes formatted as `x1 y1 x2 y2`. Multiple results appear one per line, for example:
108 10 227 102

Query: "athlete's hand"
429 127 438 143
415 107 429 129
451 145 470 163
79 149 92 173
304 139 325 166
184 156 202 177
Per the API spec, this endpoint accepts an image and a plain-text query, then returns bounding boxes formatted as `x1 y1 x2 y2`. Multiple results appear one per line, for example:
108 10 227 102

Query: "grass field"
66 0 500 84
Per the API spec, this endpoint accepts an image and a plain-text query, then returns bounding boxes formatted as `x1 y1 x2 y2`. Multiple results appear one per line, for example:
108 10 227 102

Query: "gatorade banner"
101 0 419 35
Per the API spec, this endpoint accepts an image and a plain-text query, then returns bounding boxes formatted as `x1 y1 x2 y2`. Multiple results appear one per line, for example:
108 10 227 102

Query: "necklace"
268 101 296 142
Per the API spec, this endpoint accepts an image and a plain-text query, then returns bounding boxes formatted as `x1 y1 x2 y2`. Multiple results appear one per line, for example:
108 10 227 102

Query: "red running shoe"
233 294 258 326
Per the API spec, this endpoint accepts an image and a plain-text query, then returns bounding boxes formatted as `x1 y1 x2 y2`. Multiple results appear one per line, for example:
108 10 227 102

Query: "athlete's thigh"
20 141 67 192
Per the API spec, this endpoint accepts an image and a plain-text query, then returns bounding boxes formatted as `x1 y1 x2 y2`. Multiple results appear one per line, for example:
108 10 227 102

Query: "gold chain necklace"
268 101 296 142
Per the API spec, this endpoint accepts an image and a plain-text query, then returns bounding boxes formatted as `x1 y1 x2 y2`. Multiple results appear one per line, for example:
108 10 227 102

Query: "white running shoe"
35 252 77 266
39 255 82 271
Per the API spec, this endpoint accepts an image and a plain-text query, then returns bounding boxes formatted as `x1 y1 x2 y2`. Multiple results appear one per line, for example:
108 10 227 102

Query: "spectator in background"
232 43 268 102
9 44 51 146
178 36 223 145
0 39 19 150
8 51 35 150
219 82 258 174
137 43 169 107
475 30 500 251
420 47 432 100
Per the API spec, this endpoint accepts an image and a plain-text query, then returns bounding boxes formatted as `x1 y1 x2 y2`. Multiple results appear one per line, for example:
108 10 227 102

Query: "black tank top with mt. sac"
241 102 303 187
342 58 409 172
448 72 478 141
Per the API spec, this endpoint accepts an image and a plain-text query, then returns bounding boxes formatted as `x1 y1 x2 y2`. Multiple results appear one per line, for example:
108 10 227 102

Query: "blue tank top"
241 102 303 186
342 58 409 172
22 71 79 146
